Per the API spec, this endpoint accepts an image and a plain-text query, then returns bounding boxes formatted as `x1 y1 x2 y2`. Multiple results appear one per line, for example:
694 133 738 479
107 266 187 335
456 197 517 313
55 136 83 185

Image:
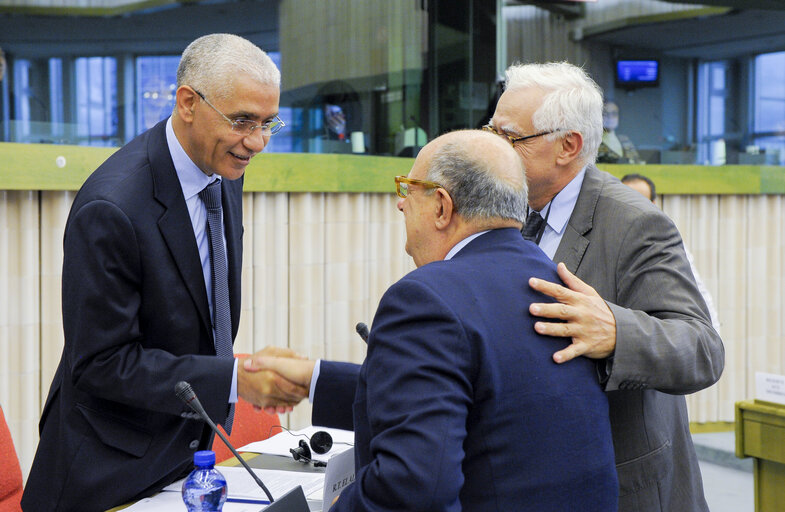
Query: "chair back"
0 405 23 511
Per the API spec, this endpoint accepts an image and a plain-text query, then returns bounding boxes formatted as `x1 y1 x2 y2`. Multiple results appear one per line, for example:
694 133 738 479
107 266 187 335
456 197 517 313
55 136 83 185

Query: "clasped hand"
529 262 617 363
237 346 313 414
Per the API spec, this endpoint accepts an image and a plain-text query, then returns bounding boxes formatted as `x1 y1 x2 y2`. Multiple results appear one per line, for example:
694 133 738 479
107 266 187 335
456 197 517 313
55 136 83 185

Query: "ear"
555 131 584 166
175 86 200 123
434 188 454 231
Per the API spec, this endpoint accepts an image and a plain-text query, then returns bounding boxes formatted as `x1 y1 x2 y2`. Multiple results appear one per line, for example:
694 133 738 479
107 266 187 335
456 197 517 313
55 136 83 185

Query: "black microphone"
355 322 369 343
175 381 274 503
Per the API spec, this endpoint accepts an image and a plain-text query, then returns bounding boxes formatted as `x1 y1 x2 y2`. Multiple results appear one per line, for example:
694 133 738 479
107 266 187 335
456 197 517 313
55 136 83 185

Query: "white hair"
426 130 528 224
505 62 604 164
177 33 280 100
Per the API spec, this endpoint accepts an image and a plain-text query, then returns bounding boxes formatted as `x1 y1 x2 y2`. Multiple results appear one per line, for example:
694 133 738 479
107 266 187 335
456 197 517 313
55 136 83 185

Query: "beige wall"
664 194 785 422
3 188 782 481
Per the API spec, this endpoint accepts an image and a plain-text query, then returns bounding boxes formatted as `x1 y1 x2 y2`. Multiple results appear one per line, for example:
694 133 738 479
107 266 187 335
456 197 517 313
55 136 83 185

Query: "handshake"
236 347 317 415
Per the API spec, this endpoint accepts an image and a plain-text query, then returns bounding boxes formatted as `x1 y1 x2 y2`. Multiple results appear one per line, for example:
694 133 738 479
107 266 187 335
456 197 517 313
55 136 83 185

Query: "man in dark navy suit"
251 129 618 511
23 34 305 512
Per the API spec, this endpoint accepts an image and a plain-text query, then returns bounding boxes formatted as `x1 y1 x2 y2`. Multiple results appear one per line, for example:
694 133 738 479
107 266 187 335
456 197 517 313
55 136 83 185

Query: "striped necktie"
199 179 234 433
522 211 545 243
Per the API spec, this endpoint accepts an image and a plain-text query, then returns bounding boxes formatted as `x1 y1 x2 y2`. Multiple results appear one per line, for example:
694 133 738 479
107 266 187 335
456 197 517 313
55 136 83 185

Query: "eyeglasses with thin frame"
482 124 558 145
395 175 444 198
193 88 285 136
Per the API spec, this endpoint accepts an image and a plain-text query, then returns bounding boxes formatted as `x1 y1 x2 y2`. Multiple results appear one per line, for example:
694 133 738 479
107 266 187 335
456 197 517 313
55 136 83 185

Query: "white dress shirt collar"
444 230 490 261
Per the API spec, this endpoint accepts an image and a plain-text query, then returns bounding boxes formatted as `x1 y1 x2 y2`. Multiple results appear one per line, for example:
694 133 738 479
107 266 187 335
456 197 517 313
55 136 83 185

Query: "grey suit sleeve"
604 209 724 394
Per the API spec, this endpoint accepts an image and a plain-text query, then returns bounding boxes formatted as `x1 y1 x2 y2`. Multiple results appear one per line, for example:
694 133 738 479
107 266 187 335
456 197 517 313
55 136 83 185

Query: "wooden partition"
2 144 784 480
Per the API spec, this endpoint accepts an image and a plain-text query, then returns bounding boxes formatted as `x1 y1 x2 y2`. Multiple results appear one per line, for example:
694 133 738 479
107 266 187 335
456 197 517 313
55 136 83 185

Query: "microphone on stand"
175 381 274 502
355 322 369 343
175 381 311 511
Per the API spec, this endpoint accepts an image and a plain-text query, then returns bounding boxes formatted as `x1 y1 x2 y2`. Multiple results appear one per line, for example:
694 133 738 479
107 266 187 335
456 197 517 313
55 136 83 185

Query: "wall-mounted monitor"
615 60 659 88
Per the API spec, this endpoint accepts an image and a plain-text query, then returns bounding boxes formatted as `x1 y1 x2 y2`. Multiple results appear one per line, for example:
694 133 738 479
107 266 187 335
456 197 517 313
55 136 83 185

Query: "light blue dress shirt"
165 117 238 404
529 167 586 259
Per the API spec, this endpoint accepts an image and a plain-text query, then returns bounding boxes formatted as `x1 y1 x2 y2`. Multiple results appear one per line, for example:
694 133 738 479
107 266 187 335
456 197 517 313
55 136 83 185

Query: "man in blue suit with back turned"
251 129 617 511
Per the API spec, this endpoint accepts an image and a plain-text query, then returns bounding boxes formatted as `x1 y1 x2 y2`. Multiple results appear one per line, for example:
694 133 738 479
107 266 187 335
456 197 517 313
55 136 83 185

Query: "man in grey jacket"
486 62 724 511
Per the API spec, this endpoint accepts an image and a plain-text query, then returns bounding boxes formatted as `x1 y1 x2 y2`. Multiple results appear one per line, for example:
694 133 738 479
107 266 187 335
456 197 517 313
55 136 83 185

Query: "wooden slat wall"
664 194 785 423
0 190 40 486
3 188 784 481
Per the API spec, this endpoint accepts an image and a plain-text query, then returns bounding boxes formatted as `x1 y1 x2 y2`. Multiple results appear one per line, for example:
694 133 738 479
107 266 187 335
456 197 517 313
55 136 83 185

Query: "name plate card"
755 372 785 405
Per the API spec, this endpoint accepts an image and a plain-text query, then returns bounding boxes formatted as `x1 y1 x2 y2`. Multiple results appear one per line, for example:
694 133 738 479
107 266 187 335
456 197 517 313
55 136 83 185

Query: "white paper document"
121 489 265 511
163 466 324 503
239 426 354 464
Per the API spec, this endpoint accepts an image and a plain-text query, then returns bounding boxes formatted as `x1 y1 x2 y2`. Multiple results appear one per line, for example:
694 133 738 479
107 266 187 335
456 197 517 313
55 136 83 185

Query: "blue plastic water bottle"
182 450 228 511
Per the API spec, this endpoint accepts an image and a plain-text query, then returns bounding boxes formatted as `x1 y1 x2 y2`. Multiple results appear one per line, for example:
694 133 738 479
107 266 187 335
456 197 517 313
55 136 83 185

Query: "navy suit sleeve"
332 277 472 512
63 199 234 421
312 361 360 430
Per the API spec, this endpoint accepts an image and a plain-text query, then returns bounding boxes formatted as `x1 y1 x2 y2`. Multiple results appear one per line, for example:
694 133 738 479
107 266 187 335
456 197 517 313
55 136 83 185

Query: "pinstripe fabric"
199 179 235 434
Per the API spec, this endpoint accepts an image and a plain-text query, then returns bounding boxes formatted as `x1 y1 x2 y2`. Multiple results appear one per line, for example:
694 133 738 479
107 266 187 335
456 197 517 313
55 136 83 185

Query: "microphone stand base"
263 485 310 512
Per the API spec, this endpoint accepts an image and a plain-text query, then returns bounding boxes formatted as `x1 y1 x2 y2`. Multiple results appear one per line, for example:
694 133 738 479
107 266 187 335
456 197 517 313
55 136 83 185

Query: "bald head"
399 129 527 266
423 129 528 226
431 129 525 185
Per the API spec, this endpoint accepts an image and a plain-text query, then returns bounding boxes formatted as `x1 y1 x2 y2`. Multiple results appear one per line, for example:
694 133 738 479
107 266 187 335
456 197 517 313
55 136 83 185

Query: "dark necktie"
522 211 545 243
199 179 234 433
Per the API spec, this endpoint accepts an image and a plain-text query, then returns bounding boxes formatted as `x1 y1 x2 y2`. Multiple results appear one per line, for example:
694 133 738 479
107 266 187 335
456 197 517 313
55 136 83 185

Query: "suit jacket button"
189 440 199 450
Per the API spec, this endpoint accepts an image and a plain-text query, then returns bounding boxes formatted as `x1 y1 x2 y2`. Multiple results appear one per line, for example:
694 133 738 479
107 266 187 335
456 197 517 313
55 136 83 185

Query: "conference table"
110 427 353 512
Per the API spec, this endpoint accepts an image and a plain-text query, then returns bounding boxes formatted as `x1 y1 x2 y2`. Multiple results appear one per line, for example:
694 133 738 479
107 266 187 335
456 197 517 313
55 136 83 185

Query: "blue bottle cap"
193 450 216 466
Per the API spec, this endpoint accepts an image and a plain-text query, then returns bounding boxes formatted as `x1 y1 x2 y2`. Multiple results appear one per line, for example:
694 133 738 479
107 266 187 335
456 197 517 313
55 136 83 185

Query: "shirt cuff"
309 359 322 403
230 358 238 404
596 356 614 387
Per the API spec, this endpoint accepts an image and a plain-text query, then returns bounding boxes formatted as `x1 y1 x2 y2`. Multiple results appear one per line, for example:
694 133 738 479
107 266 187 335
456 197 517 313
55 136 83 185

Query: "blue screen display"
616 60 659 85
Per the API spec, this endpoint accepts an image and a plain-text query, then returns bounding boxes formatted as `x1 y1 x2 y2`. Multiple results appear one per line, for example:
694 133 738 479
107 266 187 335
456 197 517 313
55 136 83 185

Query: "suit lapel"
221 176 243 338
148 121 212 336
553 165 603 273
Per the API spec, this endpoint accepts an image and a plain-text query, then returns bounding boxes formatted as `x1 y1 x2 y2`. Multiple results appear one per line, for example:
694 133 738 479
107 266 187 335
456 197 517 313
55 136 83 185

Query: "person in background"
621 173 721 334
22 34 308 512
253 129 619 511
598 100 641 164
317 80 363 142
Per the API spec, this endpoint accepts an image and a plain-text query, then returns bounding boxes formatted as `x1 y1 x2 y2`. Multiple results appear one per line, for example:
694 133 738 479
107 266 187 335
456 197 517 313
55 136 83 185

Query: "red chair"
212 355 283 463
0 405 23 512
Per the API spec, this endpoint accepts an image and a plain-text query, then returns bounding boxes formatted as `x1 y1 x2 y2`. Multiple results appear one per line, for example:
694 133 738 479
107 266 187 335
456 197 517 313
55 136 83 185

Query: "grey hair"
505 62 603 164
426 137 528 224
177 33 280 100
